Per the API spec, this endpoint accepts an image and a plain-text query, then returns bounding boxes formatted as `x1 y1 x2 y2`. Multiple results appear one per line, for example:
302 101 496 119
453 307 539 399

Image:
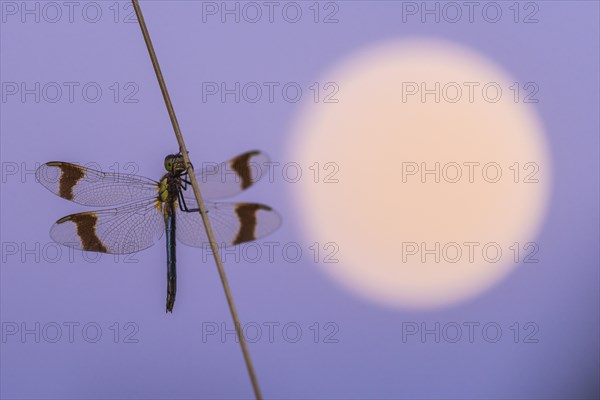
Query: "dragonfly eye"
164 154 176 171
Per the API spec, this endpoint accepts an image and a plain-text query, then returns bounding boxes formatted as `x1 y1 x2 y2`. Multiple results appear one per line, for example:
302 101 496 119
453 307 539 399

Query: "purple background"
1 1 598 399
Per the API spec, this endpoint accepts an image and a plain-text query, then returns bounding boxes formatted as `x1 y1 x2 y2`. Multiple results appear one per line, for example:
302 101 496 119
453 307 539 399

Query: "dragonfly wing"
183 150 271 200
50 199 164 254
175 202 281 248
36 162 159 206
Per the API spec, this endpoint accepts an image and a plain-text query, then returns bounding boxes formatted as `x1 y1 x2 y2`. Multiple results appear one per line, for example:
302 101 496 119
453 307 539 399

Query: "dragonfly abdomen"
165 198 177 313
164 175 180 313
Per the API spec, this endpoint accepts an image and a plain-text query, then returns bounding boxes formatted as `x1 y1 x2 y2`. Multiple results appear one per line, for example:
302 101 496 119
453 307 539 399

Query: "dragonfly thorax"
158 173 181 203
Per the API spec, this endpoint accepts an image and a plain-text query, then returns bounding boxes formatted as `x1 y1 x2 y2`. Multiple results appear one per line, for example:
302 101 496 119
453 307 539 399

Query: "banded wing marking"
175 202 281 248
50 199 164 254
183 150 271 200
36 162 159 207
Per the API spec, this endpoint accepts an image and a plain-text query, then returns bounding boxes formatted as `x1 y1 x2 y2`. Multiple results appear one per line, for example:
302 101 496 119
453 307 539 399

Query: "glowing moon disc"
289 38 551 309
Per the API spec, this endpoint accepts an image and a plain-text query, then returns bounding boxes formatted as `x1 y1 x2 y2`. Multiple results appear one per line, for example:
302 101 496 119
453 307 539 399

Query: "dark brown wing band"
233 203 272 245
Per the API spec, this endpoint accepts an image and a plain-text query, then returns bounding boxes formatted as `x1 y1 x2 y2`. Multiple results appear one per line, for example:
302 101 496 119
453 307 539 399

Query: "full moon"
289 38 551 309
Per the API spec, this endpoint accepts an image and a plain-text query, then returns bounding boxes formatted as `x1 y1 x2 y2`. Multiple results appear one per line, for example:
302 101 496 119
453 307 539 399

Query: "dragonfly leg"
179 172 189 190
177 189 190 211
177 187 204 214
180 178 192 190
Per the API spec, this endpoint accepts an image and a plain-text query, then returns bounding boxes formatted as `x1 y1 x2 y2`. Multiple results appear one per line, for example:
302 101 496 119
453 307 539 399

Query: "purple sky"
1 1 598 399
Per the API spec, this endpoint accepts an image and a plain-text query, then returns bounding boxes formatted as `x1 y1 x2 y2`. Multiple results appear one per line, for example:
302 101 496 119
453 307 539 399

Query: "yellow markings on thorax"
157 176 179 222
158 177 169 202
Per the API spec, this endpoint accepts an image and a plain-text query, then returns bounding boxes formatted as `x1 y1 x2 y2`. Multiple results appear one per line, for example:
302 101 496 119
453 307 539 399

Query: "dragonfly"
36 150 281 312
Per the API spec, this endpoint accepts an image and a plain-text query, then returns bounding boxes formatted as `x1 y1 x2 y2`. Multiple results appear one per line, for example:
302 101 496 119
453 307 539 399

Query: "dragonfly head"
164 154 186 173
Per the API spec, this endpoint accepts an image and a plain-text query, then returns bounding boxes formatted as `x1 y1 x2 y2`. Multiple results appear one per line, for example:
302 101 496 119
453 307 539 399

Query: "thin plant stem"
131 1 263 398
